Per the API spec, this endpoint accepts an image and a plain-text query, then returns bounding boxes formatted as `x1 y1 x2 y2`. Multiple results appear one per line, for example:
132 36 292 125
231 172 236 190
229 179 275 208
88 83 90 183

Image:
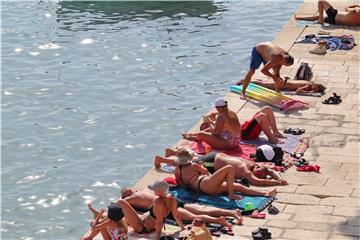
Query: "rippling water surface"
2 1 301 239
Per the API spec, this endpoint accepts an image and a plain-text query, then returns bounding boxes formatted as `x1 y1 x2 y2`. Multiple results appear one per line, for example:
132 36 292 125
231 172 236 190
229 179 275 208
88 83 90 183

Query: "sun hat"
214 98 227 107
107 202 124 221
147 180 169 193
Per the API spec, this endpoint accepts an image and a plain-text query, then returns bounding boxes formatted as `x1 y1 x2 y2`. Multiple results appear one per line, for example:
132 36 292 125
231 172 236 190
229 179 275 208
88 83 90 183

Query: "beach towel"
296 20 329 28
169 186 273 212
230 84 309 111
189 141 256 160
282 137 310 169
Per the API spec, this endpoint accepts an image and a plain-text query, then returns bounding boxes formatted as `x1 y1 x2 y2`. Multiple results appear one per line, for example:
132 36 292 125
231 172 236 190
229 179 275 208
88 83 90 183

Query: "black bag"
254 145 284 163
294 62 313 81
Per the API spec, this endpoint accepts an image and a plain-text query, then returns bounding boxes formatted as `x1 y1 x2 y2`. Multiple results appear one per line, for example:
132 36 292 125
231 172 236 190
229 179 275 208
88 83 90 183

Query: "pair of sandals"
283 127 305 135
289 152 309 167
207 224 234 237
252 228 272 240
322 92 342 105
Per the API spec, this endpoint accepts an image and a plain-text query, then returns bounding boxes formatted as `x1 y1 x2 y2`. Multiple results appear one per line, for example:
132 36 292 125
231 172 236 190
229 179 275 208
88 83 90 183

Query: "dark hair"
317 83 326 93
284 54 294 65
107 202 124 221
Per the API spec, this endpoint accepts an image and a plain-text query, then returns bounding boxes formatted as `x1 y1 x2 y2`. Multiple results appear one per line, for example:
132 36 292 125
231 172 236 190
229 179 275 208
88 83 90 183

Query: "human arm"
267 169 287 185
195 163 209 175
295 85 311 94
211 114 225 135
170 196 185 230
91 209 110 231
261 57 283 92
243 169 287 186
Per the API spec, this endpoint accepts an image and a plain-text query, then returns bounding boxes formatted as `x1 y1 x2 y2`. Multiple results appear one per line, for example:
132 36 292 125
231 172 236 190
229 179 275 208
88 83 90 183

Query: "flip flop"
268 205 280 215
249 211 266 219
297 164 320 172
220 226 234 236
252 228 272 239
283 127 305 135
290 152 304 159
209 229 221 237
294 158 309 167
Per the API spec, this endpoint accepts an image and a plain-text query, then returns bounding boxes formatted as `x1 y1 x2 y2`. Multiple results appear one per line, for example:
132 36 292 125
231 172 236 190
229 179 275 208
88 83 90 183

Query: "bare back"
256 42 288 63
175 163 204 188
220 110 241 135
123 190 156 210
337 10 360 25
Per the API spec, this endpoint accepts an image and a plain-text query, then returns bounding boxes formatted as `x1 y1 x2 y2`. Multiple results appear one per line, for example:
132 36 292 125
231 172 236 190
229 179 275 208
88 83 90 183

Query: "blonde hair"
176 147 192 158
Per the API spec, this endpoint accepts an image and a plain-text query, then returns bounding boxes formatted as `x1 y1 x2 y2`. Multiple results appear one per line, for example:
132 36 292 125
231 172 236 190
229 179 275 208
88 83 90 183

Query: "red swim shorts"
241 112 262 140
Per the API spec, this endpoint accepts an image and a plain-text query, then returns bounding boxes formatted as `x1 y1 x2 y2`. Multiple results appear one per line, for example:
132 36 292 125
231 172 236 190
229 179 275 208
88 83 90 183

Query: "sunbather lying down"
170 148 277 200
120 186 243 226
155 148 288 187
237 78 326 94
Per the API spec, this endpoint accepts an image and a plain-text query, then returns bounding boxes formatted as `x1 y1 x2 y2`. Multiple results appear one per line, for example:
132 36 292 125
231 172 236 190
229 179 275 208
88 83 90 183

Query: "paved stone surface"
128 0 359 239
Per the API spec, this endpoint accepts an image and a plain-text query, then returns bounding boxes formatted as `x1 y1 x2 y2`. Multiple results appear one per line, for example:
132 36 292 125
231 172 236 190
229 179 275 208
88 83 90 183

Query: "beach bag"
186 219 213 240
254 145 284 165
294 62 313 81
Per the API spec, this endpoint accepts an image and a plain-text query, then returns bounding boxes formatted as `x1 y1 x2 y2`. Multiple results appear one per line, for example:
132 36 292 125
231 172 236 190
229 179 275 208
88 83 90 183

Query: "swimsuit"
241 112 262 140
219 130 240 146
250 46 265 70
108 228 128 240
324 6 338 24
196 151 218 174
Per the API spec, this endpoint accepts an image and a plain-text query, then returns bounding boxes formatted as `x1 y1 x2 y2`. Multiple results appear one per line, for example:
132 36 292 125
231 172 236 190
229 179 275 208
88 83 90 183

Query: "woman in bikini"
118 180 185 240
82 203 128 240
155 149 288 187
174 148 277 199
237 78 326 94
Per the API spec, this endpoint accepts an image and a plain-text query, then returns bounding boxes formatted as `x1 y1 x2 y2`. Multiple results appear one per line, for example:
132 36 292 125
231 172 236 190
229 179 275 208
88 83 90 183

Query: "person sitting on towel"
172 148 277 200
155 149 288 187
295 1 360 26
200 106 285 144
182 98 242 149
237 78 326 94
119 186 243 226
235 42 294 98
117 180 185 240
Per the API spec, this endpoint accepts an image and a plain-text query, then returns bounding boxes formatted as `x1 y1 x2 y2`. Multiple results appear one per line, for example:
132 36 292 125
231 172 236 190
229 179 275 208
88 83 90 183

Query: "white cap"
214 98 227 107
258 145 275 161
147 180 169 193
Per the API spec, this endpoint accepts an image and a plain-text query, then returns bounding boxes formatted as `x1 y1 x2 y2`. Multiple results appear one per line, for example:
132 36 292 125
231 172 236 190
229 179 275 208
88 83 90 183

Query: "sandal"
267 205 279 215
297 164 320 172
283 127 305 135
220 226 234 236
252 228 272 239
290 152 304 159
294 158 309 167
249 210 266 219
322 93 342 105
209 229 221 237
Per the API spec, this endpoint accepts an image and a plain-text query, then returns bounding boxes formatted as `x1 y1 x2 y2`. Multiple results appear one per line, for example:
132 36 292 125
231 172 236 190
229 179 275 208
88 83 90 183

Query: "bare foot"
232 209 243 225
265 188 277 197
181 132 197 141
239 93 247 100
268 137 282 144
315 19 324 24
236 79 245 86
154 156 162 168
219 216 232 229
228 193 243 200
274 131 286 138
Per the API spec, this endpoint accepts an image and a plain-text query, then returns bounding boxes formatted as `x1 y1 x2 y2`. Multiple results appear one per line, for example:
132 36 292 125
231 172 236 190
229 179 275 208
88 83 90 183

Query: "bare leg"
154 155 176 168
165 148 177 157
117 199 145 233
197 132 235 149
184 204 243 225
177 208 232 229
236 69 255 99
294 14 320 21
317 0 333 23
201 165 242 200
81 227 111 240
259 107 285 138
255 113 283 144
181 132 198 141
221 183 277 197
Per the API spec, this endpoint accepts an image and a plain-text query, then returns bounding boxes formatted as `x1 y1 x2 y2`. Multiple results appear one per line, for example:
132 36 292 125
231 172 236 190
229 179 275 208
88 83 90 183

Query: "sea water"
2 1 301 239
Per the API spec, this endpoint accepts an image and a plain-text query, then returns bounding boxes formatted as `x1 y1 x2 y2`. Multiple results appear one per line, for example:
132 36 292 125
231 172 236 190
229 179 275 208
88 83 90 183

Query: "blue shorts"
249 47 265 70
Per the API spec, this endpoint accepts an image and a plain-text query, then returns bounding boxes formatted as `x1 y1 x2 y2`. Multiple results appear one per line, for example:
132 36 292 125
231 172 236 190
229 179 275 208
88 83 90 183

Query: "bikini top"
149 197 170 221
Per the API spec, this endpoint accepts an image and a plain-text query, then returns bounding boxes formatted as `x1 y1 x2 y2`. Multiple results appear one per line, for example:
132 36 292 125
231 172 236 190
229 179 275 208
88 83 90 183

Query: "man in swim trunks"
119 187 243 226
182 98 242 149
236 42 294 99
295 1 360 26
237 78 326 95
173 148 277 199
155 150 288 186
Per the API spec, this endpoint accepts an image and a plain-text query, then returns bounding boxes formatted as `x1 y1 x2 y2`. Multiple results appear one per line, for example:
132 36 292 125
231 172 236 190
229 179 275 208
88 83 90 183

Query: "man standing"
236 42 294 99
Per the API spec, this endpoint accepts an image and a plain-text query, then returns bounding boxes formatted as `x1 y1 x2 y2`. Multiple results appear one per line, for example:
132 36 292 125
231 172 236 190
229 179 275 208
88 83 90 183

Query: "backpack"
253 145 284 166
294 62 313 81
